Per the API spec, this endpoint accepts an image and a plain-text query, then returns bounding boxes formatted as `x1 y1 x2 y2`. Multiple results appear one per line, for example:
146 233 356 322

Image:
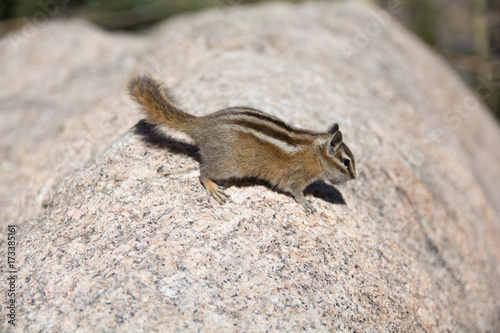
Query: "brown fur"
128 75 356 212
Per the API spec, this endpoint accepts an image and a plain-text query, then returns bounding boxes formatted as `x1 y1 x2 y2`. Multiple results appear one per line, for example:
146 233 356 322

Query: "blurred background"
1 0 499 120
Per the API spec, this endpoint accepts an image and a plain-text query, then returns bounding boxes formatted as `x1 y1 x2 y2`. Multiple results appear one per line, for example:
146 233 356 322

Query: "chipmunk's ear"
328 123 339 134
327 131 343 155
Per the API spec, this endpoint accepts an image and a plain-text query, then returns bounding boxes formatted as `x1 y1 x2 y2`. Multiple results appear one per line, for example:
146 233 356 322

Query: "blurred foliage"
1 0 498 119
377 0 439 46
376 0 498 118
3 0 287 29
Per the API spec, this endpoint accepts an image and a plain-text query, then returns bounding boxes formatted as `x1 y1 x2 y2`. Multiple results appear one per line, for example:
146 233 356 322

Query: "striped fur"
128 75 356 212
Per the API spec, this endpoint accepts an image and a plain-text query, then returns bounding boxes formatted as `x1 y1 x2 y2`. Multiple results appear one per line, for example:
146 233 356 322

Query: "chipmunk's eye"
342 158 350 168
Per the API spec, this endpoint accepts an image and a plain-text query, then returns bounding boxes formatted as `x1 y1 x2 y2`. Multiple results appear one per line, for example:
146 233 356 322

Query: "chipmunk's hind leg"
200 176 229 204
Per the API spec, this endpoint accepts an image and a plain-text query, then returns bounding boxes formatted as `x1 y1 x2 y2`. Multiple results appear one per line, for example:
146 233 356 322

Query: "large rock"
1 1 499 331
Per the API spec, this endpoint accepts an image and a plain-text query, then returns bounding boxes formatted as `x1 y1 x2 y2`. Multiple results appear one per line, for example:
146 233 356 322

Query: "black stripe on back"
232 119 312 146
212 107 320 135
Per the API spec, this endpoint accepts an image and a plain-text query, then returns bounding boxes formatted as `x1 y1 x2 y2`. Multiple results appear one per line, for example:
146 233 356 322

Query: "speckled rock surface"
1 1 500 332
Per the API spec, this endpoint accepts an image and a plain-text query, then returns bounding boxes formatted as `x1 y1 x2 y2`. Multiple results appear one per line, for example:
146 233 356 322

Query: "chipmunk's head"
320 123 356 184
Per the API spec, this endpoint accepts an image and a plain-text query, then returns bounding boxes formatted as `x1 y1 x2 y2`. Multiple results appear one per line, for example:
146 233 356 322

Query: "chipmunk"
128 75 356 213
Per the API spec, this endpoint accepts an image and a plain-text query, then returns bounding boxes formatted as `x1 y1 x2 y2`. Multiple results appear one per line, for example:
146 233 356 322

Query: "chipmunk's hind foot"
200 177 230 204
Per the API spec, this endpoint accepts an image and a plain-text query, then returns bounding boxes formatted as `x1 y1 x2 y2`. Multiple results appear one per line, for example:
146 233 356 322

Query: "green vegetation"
4 0 278 29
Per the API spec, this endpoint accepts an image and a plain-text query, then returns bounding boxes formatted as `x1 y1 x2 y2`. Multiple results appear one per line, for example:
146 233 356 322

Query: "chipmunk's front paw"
301 201 317 214
292 192 317 214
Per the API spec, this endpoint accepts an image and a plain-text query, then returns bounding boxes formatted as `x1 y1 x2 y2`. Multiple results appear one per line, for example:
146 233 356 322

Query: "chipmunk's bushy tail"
128 75 196 134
